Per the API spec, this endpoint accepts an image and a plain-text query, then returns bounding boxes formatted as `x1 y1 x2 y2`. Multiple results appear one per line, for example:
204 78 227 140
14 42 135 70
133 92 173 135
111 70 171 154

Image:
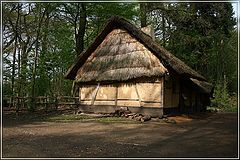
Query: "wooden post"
71 81 75 96
44 96 48 112
79 87 81 104
16 96 20 113
55 96 58 110
23 97 25 109
115 85 118 106
91 83 100 105
161 78 164 108
134 84 142 107
47 96 50 112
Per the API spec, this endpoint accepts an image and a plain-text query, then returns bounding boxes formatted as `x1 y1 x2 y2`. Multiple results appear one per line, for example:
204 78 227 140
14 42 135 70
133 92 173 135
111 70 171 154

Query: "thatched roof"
65 16 208 84
190 78 213 94
75 29 167 83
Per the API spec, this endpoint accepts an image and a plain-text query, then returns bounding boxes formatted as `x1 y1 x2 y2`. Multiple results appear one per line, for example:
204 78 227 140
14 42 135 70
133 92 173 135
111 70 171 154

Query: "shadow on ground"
2 112 238 158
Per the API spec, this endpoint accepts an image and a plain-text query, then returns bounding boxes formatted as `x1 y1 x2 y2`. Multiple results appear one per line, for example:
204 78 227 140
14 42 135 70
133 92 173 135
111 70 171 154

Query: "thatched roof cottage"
65 16 213 117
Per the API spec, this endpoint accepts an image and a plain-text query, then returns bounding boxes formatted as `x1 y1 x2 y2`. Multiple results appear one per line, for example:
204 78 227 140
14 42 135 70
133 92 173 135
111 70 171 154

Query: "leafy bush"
210 78 237 112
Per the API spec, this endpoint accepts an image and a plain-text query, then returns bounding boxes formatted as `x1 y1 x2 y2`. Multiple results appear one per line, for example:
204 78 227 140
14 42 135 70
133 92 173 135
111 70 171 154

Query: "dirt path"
2 112 238 158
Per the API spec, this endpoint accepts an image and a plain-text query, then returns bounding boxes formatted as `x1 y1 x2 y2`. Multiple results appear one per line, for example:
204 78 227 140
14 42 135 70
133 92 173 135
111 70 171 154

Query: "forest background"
2 2 238 111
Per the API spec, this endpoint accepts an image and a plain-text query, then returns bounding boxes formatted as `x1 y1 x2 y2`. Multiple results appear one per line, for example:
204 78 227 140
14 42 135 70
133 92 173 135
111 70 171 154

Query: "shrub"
210 78 237 112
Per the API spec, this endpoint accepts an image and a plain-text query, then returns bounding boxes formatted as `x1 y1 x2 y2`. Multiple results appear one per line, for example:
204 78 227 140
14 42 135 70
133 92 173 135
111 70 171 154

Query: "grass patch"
46 114 92 121
4 110 140 124
95 117 140 124
45 114 140 124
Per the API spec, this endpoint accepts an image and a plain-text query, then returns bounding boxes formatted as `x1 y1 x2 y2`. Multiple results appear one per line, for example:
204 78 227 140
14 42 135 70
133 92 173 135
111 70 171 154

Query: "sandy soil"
2 112 238 158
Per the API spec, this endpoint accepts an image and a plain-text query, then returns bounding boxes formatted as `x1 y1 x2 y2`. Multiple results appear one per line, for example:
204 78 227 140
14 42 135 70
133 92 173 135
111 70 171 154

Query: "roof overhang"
190 78 213 94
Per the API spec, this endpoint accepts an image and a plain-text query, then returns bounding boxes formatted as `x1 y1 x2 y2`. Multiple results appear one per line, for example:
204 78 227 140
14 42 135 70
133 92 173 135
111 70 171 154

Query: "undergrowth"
209 79 238 112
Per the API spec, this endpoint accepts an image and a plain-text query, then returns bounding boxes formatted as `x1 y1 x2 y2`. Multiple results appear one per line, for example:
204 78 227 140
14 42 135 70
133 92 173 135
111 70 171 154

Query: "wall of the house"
78 78 164 117
163 75 180 109
163 74 209 114
78 75 209 116
179 82 209 113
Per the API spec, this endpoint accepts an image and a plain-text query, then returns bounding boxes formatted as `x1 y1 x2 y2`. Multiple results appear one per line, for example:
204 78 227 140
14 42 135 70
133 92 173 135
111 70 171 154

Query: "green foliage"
84 3 138 48
36 14 75 96
211 78 237 112
166 3 236 75
2 82 12 96
149 2 237 93
211 79 230 108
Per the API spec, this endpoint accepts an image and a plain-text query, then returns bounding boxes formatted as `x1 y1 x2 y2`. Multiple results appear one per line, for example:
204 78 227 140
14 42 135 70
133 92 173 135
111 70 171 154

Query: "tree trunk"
140 3 147 27
11 4 20 97
31 37 39 111
11 35 17 97
30 4 46 111
75 3 87 55
162 12 166 47
17 42 21 96
17 41 28 97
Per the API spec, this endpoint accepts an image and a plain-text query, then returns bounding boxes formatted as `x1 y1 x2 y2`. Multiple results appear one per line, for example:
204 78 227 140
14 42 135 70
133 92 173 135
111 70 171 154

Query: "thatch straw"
76 29 167 83
65 16 207 83
190 78 213 94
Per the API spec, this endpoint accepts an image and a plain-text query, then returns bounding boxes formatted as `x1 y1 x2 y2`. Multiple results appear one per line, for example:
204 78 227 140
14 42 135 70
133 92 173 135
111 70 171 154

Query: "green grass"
45 114 140 124
4 110 141 124
46 114 92 121
94 117 140 123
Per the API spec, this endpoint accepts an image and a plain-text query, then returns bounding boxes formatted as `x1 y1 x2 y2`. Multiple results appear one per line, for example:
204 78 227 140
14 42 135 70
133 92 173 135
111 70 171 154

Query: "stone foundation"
78 105 163 118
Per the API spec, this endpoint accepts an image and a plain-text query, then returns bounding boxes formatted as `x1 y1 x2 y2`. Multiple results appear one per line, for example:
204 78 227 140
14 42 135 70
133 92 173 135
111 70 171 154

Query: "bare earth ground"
2 112 238 158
